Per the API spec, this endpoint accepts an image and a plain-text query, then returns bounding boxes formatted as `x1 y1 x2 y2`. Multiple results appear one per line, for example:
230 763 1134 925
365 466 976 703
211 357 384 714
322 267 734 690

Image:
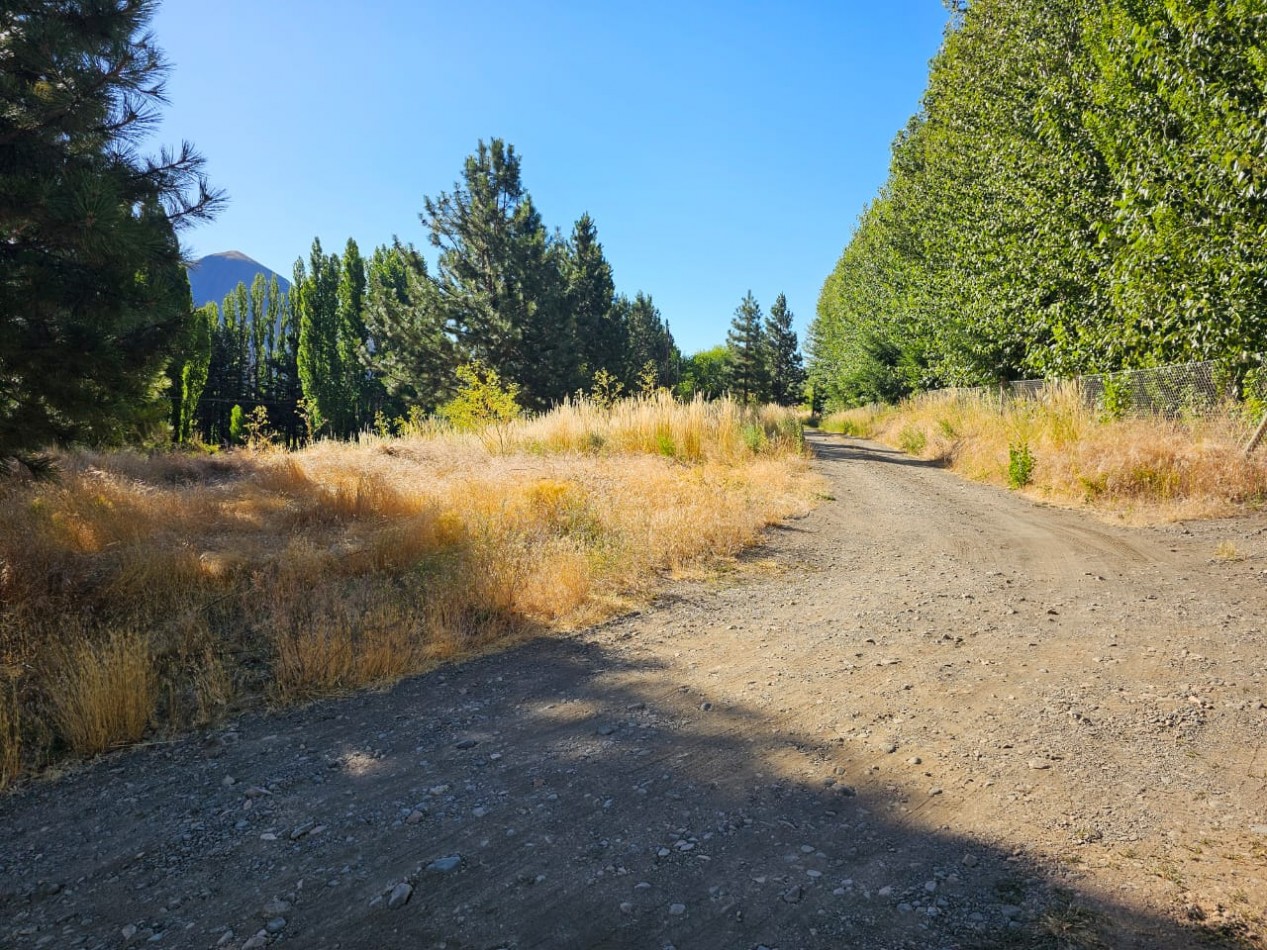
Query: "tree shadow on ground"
2 628 1249 950
811 436 950 470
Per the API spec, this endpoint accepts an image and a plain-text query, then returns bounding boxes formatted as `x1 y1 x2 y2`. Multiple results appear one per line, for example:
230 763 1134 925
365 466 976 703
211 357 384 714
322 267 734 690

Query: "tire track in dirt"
2 432 1265 949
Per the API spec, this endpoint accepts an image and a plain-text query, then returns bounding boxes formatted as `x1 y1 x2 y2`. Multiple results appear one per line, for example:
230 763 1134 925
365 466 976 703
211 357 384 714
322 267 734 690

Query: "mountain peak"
188 252 290 309
210 250 259 264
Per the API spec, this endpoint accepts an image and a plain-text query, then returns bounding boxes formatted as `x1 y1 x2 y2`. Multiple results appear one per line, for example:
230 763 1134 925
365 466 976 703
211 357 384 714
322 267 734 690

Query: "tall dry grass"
0 395 817 785
48 630 155 755
821 385 1267 521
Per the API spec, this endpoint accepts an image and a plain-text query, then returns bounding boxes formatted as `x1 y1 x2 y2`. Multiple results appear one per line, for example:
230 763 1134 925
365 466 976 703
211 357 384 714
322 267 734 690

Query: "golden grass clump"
500 391 803 461
821 385 1267 520
48 631 156 755
0 394 817 785
0 680 20 788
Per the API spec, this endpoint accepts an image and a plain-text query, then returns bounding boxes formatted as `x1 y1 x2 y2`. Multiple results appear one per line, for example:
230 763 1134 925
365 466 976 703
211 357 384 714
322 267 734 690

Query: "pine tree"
363 242 455 413
621 293 680 390
563 214 623 387
0 0 221 464
764 294 806 406
726 292 770 403
421 139 576 409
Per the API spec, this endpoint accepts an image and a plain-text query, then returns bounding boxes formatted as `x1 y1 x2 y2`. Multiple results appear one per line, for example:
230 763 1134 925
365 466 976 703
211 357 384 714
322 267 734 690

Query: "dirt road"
3 433 1266 949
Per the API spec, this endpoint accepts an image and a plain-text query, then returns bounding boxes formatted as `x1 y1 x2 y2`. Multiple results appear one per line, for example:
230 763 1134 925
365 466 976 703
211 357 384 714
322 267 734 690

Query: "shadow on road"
808 432 950 470
0 626 1232 949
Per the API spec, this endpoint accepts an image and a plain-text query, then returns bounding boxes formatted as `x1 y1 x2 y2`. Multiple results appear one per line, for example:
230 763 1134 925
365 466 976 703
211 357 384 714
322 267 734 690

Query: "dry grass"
0 680 19 788
821 386 1267 521
0 395 817 786
47 630 155 756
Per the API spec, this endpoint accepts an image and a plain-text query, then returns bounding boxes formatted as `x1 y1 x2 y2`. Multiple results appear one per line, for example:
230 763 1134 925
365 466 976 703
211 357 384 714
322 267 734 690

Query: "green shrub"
1100 374 1130 421
741 424 766 454
1008 441 1035 489
898 425 926 454
1243 366 1267 423
228 404 245 445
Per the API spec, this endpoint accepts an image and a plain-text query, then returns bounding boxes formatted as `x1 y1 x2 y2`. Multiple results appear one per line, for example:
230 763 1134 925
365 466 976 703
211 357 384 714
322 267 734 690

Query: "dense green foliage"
175 140 687 445
192 273 300 444
809 0 1267 409
727 292 769 403
691 291 806 406
181 139 683 442
0 0 220 464
677 345 734 401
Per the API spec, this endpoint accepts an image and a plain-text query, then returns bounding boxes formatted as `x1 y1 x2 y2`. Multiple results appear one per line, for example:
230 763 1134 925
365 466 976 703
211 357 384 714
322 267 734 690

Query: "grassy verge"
821 386 1267 521
0 394 818 787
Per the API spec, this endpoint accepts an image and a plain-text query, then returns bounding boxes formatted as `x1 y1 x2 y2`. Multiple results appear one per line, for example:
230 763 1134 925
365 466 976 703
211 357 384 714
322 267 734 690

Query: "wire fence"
949 359 1241 418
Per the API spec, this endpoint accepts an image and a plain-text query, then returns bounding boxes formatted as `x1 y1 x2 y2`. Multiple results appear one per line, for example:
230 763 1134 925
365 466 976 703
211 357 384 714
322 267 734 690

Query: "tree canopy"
809 0 1267 409
0 0 221 464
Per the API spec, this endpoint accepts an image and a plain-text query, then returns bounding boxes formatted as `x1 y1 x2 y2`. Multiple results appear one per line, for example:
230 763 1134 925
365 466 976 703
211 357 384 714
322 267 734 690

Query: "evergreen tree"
621 293 680 390
0 0 221 464
421 139 576 409
562 214 623 387
764 294 806 406
726 292 770 403
363 241 455 413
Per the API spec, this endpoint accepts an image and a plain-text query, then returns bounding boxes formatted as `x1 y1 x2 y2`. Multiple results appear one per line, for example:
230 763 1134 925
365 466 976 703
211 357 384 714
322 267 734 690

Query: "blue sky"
151 1 948 355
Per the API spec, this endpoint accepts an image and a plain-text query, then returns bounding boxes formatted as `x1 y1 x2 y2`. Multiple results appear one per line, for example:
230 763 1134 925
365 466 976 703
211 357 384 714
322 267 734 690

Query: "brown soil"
3 432 1266 949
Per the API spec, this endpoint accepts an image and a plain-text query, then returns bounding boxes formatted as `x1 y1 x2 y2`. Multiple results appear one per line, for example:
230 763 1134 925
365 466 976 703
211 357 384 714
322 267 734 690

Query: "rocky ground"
2 433 1266 949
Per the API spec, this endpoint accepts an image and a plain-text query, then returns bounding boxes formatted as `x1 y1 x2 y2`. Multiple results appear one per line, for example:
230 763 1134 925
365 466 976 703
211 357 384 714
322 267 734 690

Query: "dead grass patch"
0 396 819 786
822 388 1267 522
47 630 155 756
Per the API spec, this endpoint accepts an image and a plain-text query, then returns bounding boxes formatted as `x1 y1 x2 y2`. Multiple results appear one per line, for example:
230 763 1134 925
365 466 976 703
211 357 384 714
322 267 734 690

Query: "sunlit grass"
821 385 1267 521
0 395 818 786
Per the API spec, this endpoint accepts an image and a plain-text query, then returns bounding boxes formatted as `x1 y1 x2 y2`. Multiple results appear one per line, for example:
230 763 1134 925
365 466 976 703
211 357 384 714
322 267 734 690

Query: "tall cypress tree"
268 278 302 444
335 238 374 431
176 304 214 442
765 293 806 406
248 273 269 401
295 239 344 437
726 291 770 403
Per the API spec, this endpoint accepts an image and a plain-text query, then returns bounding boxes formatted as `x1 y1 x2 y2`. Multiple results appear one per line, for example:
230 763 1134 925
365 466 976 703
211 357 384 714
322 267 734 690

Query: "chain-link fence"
952 360 1237 418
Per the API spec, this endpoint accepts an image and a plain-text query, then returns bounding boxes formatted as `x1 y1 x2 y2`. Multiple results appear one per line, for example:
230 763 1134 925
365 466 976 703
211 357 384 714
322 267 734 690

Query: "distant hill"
187 251 290 310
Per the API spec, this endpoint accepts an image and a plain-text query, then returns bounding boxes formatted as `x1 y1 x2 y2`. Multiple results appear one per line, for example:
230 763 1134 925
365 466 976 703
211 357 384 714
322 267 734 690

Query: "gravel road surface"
3 433 1266 949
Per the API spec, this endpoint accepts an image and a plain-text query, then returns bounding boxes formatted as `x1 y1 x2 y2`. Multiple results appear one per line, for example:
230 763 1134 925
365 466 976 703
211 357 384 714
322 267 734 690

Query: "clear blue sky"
150 1 948 356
